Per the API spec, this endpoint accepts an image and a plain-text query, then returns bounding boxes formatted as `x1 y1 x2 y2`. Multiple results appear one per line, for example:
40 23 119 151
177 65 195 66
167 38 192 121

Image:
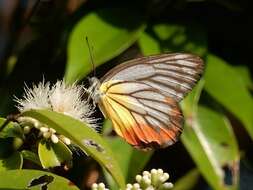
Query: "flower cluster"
92 169 173 190
16 115 72 145
127 169 173 190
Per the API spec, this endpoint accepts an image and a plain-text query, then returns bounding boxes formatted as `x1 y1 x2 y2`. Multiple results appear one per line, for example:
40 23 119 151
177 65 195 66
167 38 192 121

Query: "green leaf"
0 118 23 139
0 151 23 171
38 140 72 169
65 8 145 82
181 81 240 190
197 107 239 166
126 149 153 182
153 23 207 56
234 65 253 90
21 109 125 189
105 137 153 180
0 169 79 190
21 150 41 166
204 54 253 140
180 80 205 117
106 138 133 178
103 138 133 190
138 32 161 55
173 168 200 190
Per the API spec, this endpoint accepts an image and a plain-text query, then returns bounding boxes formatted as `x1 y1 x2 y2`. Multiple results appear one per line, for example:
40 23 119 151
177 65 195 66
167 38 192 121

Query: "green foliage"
0 1 252 190
139 24 207 56
0 169 79 190
22 109 125 189
204 54 253 139
0 118 23 139
234 66 253 89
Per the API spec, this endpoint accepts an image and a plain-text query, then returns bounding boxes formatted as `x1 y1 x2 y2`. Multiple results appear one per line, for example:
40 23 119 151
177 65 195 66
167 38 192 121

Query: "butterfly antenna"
86 36 96 77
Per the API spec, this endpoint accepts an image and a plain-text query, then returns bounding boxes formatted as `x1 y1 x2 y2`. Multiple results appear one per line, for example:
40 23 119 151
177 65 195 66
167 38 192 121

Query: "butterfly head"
86 77 103 104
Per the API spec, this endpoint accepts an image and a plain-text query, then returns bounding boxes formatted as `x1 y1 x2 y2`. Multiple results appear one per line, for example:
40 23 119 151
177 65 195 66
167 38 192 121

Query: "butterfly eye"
89 77 100 86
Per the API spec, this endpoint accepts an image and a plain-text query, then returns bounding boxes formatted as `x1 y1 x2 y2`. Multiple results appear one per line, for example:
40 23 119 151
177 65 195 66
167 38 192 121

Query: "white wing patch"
109 64 155 81
101 53 204 102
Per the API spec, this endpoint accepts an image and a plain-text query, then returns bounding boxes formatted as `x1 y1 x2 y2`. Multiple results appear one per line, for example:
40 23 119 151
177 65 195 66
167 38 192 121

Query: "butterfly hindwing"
98 80 183 149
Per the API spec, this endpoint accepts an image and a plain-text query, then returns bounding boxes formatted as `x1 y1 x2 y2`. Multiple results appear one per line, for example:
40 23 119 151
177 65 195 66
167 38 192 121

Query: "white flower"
50 81 97 128
15 80 51 111
15 80 98 130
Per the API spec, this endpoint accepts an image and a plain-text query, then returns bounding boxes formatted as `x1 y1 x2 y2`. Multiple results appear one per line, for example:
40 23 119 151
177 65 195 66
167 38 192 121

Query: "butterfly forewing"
101 53 204 102
98 53 204 149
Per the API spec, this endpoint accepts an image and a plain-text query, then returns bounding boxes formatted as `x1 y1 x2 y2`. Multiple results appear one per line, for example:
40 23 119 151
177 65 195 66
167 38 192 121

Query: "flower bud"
51 134 59 143
23 126 31 134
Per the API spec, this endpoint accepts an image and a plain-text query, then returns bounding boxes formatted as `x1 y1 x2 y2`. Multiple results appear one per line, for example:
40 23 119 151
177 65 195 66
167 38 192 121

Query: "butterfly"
87 53 204 149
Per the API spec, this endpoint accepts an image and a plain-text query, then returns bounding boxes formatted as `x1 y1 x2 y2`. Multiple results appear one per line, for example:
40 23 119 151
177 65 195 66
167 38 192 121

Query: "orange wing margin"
98 80 183 149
